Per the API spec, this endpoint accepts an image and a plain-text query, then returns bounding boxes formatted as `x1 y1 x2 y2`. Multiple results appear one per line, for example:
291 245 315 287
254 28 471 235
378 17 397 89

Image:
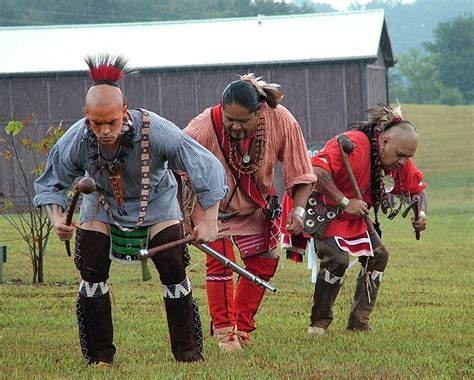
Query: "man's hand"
343 199 369 217
192 220 218 244
193 202 220 243
53 216 77 241
286 183 314 235
412 212 427 233
285 212 304 235
45 204 76 241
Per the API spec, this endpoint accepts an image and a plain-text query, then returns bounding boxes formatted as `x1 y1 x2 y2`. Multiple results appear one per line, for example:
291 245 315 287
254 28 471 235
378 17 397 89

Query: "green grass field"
1 104 473 379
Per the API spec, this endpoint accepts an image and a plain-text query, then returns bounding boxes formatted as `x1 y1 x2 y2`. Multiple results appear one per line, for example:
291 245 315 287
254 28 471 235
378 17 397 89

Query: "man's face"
380 131 418 171
222 102 258 141
86 103 127 146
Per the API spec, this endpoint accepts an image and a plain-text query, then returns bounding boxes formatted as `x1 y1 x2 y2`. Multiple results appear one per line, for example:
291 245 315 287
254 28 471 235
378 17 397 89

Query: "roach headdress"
366 100 403 132
84 54 137 87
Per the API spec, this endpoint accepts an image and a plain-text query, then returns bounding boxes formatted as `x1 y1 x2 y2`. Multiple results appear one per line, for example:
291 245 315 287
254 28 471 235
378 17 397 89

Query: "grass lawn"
0 104 473 379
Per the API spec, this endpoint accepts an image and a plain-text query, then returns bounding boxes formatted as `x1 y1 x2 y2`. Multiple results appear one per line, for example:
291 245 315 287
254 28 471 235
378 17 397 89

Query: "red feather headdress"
84 54 137 86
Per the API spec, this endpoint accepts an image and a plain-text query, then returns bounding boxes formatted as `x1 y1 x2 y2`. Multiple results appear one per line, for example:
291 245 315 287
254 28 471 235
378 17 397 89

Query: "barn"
0 9 394 203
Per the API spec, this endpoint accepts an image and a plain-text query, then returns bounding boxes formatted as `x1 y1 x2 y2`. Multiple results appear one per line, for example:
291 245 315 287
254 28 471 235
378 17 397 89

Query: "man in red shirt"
307 103 427 335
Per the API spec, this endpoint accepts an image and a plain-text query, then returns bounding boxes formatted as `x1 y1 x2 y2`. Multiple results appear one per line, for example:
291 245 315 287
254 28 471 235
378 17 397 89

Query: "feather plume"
239 73 284 104
84 54 137 85
367 100 403 131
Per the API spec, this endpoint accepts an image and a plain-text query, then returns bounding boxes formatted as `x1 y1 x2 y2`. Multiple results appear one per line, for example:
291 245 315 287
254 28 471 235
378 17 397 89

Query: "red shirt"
311 130 426 238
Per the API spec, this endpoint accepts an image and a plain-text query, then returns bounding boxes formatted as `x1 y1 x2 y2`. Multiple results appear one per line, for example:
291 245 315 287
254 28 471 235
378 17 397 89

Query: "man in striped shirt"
184 74 316 352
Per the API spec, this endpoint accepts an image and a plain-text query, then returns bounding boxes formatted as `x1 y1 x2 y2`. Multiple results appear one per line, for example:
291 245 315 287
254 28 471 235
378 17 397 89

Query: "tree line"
389 14 473 105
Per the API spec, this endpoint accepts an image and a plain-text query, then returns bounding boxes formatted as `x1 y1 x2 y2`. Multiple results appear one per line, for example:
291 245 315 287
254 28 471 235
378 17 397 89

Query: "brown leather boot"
163 288 204 362
347 270 382 331
150 224 204 362
309 269 344 331
74 228 115 365
76 290 116 365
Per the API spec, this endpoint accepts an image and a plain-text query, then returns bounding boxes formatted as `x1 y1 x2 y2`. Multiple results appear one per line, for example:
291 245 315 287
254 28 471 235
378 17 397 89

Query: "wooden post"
0 246 7 284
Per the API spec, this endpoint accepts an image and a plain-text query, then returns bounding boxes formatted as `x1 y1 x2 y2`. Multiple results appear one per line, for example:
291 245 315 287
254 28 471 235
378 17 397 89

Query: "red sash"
211 104 268 209
211 105 281 257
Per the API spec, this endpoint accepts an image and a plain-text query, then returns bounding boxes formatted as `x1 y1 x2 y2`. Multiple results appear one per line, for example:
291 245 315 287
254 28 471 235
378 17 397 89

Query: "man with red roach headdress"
34 54 228 365
304 102 427 336
183 74 316 351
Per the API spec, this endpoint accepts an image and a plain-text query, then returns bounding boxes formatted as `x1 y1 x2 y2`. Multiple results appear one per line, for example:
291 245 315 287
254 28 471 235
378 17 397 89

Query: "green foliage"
439 86 465 106
362 0 472 54
1 116 64 283
389 45 469 105
389 49 442 104
5 120 23 136
425 14 474 103
367 1 472 105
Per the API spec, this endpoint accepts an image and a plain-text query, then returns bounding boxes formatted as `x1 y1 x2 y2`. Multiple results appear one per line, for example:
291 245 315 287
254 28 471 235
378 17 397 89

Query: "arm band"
338 196 350 209
291 206 306 219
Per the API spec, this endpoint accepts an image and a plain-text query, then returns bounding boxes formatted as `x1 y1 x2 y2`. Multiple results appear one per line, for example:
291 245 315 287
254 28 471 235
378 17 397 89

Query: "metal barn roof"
0 9 391 75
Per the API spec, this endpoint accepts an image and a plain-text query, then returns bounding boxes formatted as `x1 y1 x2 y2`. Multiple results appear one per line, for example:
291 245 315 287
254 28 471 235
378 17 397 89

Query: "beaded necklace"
226 112 266 175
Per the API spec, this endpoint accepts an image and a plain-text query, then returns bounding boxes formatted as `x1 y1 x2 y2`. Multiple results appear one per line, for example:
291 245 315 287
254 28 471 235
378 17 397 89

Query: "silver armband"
291 206 306 219
338 196 350 210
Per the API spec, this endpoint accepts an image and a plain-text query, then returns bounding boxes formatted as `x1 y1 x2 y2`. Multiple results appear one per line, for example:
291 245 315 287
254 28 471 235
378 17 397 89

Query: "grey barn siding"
1 59 388 203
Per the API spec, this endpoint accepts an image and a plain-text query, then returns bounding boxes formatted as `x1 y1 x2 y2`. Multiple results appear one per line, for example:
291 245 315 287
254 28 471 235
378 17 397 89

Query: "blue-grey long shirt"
33 109 228 227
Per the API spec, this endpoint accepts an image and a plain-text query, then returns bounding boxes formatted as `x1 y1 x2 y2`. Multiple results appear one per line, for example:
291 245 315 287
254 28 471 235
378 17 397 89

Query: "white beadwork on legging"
163 277 191 299
79 280 109 297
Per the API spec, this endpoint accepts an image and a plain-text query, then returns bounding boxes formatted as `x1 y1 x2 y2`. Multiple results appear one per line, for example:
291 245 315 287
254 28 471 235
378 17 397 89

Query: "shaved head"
84 84 128 148
85 84 124 109
384 122 418 143
380 122 419 170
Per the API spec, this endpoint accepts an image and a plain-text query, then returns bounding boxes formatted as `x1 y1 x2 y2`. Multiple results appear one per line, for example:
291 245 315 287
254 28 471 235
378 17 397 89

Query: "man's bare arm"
44 204 75 241
313 165 369 217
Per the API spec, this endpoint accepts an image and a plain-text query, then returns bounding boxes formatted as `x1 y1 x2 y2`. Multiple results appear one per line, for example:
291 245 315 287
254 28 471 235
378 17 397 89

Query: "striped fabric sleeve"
183 108 213 147
148 113 228 210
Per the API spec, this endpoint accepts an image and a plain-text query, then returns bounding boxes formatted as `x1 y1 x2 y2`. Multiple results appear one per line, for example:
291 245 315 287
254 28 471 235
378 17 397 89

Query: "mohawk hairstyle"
84 54 137 86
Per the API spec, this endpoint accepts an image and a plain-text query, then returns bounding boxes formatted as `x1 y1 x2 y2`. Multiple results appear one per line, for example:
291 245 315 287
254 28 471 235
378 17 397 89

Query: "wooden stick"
337 135 383 253
142 226 230 259
143 235 196 258
64 177 96 257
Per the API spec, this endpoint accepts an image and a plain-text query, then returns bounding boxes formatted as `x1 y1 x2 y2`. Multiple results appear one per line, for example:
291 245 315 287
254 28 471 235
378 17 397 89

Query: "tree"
361 0 473 54
1 116 64 283
389 47 466 105
425 14 474 104
389 48 443 104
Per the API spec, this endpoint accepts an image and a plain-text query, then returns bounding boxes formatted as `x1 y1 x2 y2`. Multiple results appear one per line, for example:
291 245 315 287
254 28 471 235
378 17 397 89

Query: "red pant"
206 238 278 333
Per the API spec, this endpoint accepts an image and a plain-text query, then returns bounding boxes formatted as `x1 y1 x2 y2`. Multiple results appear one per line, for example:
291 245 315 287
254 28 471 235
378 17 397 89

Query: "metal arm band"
338 196 350 209
291 206 306 219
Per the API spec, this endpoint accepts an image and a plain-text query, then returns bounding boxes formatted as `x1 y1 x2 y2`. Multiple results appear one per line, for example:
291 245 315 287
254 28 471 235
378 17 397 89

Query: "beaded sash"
98 108 151 232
